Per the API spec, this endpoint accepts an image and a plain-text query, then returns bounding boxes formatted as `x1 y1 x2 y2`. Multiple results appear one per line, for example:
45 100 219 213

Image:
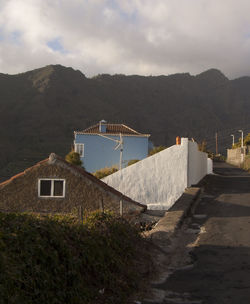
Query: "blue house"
74 120 150 173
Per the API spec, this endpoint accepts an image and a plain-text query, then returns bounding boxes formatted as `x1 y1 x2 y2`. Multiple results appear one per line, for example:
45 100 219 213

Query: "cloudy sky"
0 0 250 79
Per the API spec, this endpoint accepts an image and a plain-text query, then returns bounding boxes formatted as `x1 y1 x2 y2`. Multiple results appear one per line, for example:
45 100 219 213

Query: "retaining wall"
103 138 211 210
227 147 246 166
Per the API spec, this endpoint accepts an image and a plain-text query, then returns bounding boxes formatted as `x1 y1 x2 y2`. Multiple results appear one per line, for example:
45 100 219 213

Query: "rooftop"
0 153 146 211
75 122 150 137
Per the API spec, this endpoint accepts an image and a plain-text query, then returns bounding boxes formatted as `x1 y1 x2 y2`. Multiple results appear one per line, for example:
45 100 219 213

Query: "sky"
0 0 250 79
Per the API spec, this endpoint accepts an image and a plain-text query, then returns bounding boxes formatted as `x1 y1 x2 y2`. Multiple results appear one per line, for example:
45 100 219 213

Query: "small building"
74 120 150 172
0 153 146 216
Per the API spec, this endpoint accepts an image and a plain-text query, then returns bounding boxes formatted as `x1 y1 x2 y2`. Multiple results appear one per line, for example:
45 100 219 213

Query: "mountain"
0 64 249 181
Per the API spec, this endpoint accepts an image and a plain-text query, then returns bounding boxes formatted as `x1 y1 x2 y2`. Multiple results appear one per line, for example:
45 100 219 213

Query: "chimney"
99 120 107 133
176 136 181 145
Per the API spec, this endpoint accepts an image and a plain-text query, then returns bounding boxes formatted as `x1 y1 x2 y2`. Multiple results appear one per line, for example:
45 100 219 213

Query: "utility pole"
238 130 244 163
215 132 218 155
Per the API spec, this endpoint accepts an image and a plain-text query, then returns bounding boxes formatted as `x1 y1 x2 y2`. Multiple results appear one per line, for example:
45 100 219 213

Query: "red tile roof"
75 123 150 137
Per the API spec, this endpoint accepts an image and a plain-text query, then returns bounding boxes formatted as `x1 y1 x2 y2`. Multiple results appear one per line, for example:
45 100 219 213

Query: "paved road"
159 162 250 304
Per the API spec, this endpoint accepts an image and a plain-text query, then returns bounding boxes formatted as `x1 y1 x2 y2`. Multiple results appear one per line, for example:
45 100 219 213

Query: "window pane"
79 145 83 156
53 180 64 196
40 180 51 196
75 144 84 156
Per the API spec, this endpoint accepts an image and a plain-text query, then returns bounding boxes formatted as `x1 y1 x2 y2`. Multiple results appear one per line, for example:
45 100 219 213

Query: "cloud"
0 0 250 78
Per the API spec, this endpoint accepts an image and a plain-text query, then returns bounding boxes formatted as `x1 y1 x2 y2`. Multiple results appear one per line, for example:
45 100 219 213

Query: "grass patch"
0 211 152 304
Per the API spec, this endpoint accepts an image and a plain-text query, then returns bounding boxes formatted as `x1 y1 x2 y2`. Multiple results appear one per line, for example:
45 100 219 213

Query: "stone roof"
0 153 146 211
75 123 150 137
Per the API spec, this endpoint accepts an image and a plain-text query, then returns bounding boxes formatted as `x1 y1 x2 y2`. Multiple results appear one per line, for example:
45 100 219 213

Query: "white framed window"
38 179 66 198
74 143 84 157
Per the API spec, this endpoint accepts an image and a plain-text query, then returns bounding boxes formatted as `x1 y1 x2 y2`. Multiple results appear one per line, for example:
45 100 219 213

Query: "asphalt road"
160 162 250 304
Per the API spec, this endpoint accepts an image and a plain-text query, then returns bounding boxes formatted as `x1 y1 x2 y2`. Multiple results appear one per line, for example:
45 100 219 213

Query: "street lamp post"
238 130 244 163
238 130 244 148
230 134 235 147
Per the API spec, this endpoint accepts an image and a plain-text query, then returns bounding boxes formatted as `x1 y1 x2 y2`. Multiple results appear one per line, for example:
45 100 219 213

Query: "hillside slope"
0 65 250 180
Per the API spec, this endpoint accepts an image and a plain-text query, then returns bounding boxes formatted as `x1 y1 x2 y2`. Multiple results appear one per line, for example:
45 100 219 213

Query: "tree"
65 151 83 167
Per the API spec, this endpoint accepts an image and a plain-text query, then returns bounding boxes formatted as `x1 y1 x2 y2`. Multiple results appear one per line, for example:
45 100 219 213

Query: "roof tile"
75 123 150 137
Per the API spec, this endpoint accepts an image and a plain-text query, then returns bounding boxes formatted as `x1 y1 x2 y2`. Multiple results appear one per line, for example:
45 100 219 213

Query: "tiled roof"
75 123 150 137
0 153 146 210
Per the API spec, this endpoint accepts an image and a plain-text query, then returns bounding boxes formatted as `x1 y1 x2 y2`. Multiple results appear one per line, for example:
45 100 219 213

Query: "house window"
38 179 65 198
74 143 84 157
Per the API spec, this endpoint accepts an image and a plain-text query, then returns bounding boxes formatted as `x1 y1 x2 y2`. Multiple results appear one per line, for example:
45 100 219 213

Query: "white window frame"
74 143 84 157
38 178 66 198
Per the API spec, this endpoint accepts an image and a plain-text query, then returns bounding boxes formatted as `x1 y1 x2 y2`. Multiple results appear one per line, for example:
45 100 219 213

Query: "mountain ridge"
0 64 249 180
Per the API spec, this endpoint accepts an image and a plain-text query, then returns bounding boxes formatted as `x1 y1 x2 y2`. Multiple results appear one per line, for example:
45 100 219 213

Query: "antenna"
98 132 123 170
114 133 123 170
97 132 124 216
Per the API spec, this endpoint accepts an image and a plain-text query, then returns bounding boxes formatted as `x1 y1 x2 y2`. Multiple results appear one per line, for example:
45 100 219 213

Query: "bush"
65 150 83 167
244 133 250 146
148 145 167 156
127 159 139 166
0 211 152 304
93 166 118 179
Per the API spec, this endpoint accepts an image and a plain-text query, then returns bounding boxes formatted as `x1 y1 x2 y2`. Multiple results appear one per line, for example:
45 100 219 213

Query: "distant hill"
0 64 250 180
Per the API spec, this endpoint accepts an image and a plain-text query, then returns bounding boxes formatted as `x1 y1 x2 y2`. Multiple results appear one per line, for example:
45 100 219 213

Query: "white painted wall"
207 158 213 174
103 138 212 210
188 141 209 186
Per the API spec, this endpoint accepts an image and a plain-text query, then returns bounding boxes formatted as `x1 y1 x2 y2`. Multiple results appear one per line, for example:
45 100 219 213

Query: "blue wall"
75 134 149 173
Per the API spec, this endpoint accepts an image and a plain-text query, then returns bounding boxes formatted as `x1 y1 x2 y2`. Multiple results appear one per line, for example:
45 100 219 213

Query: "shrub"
0 211 152 304
127 159 139 166
65 150 83 167
148 145 167 156
244 133 250 146
198 140 207 152
93 166 118 179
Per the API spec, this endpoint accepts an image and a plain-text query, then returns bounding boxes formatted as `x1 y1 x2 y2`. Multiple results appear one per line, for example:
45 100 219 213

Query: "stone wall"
227 147 246 167
0 158 145 216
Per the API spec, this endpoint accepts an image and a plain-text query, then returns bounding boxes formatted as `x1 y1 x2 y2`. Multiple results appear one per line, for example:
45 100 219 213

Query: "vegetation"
198 140 207 152
65 150 83 167
0 211 152 304
148 146 167 156
244 133 250 145
127 159 139 166
93 166 118 179
232 133 250 149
